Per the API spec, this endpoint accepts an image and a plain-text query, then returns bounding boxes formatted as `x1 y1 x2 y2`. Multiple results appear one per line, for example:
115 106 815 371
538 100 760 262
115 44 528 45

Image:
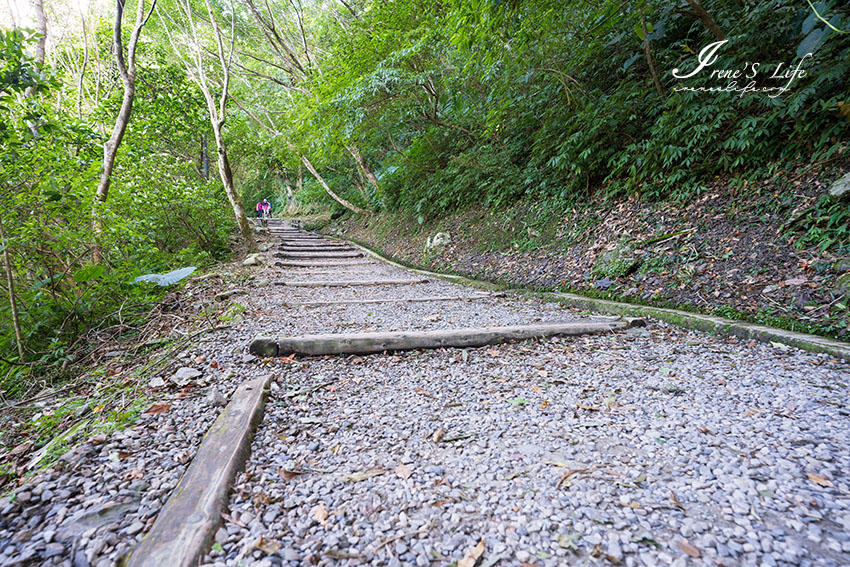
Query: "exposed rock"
833 258 850 274
214 289 246 302
205 388 227 407
424 232 451 255
242 254 266 266
169 367 203 386
148 376 166 389
828 171 850 200
835 272 850 296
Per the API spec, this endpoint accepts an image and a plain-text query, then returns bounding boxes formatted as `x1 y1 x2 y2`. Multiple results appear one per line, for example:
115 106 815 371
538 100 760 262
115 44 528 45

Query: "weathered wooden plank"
273 260 375 267
249 320 642 357
274 278 429 287
279 245 357 252
125 375 270 567
274 251 364 259
278 241 349 246
288 293 492 307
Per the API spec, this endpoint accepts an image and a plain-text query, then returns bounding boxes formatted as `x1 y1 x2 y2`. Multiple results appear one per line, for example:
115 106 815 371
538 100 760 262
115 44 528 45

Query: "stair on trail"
251 221 636 354
274 251 364 260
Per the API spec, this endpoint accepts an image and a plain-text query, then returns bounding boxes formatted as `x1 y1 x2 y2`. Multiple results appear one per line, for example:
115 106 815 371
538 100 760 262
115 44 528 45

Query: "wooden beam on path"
250 319 644 357
275 251 364 259
288 293 493 307
125 375 270 567
279 241 349 247
274 260 375 267
279 246 356 252
274 278 429 287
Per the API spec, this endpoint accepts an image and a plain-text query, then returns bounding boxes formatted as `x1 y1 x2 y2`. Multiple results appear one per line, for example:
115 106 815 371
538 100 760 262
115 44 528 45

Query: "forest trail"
2 221 849 567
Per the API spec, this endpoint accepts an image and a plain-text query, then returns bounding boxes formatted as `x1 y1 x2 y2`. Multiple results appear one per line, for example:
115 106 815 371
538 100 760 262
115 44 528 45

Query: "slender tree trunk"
683 0 725 41
5 0 18 28
200 134 210 179
0 218 24 361
94 78 136 204
642 18 665 98
23 0 47 138
345 144 379 195
211 121 257 251
283 176 295 206
92 0 155 262
32 0 46 63
297 165 303 193
78 13 88 120
300 155 366 214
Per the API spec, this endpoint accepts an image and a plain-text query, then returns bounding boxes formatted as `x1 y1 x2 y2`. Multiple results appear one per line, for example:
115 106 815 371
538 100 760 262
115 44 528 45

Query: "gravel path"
2 223 848 567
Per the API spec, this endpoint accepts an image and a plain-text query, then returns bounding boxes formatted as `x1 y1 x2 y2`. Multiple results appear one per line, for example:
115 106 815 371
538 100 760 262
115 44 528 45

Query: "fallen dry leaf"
256 535 281 554
221 512 246 528
92 404 105 414
675 540 701 558
311 502 328 526
807 472 834 488
340 469 387 482
457 539 486 567
432 428 446 443
415 387 435 398
144 402 171 415
556 468 588 489
670 492 686 511
122 468 144 481
277 466 302 481
395 463 412 480
576 403 600 411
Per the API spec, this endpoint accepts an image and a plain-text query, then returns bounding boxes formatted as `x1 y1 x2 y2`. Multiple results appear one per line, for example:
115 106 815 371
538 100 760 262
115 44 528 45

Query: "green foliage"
272 0 849 231
0 30 235 393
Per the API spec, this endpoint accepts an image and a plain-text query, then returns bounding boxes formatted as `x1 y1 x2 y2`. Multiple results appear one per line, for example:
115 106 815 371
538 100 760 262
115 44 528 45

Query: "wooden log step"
279 241 349 246
279 245 356 252
274 260 375 267
250 319 644 357
273 278 429 287
274 251 363 259
287 293 495 307
125 375 270 567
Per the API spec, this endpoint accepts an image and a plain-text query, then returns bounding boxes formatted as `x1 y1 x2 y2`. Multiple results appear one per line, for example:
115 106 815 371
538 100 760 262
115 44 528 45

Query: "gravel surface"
3 223 848 567
206 328 850 567
0 329 276 567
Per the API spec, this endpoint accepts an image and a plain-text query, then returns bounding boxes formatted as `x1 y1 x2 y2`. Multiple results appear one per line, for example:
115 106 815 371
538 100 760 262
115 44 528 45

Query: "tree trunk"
283 176 295 208
200 134 210 179
91 0 155 262
300 155 366 214
23 0 47 138
641 18 665 98
32 0 47 63
297 165 303 193
78 12 88 120
346 144 379 195
0 217 24 361
683 0 725 41
212 121 257 252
